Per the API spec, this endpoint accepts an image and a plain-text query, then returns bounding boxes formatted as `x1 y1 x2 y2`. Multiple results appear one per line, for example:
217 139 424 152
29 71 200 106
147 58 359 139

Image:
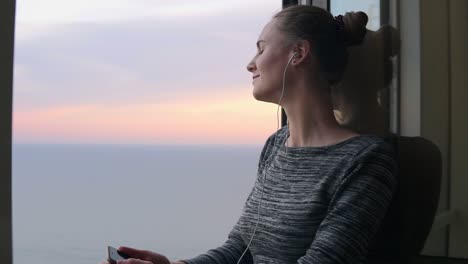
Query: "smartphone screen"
107 246 129 264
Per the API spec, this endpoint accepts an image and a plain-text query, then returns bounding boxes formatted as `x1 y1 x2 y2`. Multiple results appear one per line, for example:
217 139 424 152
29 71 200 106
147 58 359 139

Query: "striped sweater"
182 126 397 264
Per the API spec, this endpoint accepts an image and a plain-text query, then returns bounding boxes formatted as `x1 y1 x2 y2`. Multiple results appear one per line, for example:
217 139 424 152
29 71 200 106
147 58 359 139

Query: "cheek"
265 48 285 66
256 54 275 75
255 56 267 72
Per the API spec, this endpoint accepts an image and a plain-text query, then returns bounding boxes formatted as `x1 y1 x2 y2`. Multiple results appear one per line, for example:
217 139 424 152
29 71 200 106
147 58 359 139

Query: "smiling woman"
92 2 400 263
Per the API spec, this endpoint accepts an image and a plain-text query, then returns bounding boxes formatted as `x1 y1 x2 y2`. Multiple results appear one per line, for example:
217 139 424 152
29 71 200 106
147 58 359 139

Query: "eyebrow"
256 40 266 49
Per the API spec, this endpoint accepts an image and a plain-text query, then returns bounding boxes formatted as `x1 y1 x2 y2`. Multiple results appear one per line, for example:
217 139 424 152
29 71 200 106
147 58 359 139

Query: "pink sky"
12 1 377 145
13 88 279 145
13 1 283 145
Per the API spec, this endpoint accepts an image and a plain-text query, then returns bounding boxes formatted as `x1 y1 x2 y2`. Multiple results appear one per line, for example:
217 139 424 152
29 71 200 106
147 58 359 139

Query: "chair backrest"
368 136 442 263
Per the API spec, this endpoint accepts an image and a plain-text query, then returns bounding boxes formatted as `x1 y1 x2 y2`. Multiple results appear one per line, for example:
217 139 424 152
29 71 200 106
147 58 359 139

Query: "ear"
291 40 311 66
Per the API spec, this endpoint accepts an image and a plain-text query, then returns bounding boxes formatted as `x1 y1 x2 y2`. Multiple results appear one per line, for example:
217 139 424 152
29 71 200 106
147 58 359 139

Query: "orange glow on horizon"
13 89 280 145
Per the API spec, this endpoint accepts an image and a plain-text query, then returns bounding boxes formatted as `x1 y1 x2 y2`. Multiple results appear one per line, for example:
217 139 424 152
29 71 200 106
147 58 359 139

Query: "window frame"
0 0 15 263
3 0 467 263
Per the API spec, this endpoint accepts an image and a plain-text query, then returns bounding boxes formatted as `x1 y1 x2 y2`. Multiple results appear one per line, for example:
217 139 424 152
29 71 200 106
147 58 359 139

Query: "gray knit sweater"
182 126 397 264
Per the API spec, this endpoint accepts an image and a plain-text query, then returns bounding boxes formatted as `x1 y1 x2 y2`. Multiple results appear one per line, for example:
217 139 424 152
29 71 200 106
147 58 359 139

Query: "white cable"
236 52 296 264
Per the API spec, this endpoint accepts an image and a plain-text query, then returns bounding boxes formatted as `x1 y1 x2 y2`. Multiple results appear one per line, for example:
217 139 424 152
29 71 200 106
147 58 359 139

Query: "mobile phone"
107 246 129 264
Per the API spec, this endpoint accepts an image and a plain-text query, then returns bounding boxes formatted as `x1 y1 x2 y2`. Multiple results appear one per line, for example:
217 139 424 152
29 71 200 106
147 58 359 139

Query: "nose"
246 58 256 73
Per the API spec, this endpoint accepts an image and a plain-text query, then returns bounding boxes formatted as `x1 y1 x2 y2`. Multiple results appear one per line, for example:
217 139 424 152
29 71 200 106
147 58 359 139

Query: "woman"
103 5 397 264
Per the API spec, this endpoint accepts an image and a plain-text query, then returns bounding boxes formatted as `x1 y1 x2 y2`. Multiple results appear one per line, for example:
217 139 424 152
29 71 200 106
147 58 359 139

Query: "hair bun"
377 24 400 58
343 11 368 46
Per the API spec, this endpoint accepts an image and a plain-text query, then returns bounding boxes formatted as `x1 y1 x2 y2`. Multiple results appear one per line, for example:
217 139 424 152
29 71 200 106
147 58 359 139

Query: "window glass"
331 1 468 259
13 1 281 263
330 0 396 138
331 0 380 30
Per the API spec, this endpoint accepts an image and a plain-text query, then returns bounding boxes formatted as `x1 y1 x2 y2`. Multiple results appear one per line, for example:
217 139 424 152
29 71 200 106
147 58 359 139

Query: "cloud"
13 1 282 144
16 0 280 24
14 9 275 110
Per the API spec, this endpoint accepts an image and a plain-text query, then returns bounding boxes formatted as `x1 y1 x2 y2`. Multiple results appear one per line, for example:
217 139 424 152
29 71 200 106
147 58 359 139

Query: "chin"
252 87 267 101
252 88 276 104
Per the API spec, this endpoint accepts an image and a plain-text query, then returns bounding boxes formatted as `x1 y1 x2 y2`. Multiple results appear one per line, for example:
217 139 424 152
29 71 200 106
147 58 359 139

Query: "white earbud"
290 51 298 62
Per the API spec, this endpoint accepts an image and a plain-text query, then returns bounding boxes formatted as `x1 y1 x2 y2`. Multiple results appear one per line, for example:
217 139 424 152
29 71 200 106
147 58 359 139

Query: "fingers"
117 258 152 264
118 246 161 262
118 246 146 259
117 246 169 264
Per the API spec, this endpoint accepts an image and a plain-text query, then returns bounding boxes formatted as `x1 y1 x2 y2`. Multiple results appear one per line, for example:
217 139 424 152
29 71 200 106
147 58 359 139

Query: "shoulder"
339 134 396 161
261 125 288 151
266 125 288 145
257 126 288 168
341 134 398 189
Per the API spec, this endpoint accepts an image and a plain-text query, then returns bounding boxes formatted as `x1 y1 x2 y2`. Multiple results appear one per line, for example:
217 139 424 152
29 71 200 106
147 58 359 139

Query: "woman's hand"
100 246 172 264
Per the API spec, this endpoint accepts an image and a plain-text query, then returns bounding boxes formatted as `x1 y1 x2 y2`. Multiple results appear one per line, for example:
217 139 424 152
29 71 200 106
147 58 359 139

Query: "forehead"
257 19 284 44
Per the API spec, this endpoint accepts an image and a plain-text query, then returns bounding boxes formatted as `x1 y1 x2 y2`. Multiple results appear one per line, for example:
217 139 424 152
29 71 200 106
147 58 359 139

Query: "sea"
12 143 262 264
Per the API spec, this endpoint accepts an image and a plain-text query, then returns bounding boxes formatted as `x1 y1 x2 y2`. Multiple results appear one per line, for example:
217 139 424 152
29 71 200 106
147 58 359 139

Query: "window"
331 0 380 30
7 0 468 263
12 1 282 263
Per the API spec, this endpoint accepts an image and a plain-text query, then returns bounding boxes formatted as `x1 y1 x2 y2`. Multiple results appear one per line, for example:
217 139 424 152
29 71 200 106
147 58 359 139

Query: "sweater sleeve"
297 142 397 264
180 224 253 264
180 134 277 264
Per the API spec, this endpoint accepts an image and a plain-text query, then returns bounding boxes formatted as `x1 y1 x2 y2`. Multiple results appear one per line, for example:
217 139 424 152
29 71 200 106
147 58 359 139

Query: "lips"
253 75 260 79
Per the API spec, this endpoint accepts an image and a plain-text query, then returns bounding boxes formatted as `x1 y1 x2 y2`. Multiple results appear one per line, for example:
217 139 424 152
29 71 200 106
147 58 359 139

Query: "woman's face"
246 19 293 104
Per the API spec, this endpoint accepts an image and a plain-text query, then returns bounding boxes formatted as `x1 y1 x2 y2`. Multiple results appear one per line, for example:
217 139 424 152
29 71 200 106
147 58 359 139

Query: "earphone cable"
236 52 296 264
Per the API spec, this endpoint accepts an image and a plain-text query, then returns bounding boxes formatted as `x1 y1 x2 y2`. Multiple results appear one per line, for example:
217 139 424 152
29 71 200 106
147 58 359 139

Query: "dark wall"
0 0 15 263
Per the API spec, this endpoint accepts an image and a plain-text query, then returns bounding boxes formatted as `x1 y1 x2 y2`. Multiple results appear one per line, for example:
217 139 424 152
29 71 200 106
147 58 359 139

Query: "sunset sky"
13 0 378 145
